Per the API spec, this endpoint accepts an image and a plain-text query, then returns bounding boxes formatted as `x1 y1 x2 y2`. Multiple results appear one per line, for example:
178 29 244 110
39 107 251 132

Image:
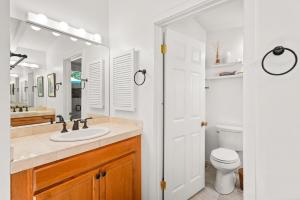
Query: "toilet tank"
216 125 243 151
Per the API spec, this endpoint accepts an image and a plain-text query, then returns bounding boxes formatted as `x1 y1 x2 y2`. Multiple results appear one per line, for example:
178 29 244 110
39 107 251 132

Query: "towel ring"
134 69 147 86
262 46 298 76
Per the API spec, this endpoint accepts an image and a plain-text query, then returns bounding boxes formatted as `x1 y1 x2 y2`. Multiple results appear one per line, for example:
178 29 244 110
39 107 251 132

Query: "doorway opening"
70 58 82 120
157 0 245 199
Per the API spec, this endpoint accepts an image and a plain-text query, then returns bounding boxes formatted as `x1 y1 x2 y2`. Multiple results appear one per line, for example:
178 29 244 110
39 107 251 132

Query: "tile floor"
190 164 243 200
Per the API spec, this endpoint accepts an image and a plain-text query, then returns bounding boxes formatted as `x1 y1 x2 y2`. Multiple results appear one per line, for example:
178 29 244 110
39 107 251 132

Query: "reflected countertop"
11 110 55 118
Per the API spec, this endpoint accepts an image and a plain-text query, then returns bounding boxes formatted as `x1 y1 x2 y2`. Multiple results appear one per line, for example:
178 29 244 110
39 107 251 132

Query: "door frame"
63 53 83 120
153 0 257 199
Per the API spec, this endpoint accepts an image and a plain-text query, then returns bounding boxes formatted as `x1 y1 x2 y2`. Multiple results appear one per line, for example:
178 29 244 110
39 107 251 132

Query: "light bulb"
29 64 39 68
37 14 48 25
52 32 61 37
77 28 86 37
59 21 69 31
94 34 101 43
31 25 41 31
10 73 19 78
70 37 78 42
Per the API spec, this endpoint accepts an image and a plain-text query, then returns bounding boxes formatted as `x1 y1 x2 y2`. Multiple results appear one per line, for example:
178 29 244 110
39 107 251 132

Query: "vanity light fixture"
77 28 86 37
31 25 41 31
70 37 78 42
28 63 39 68
36 14 48 25
10 73 19 78
93 34 101 43
52 32 61 37
59 21 69 31
27 12 102 45
19 63 40 69
10 60 40 69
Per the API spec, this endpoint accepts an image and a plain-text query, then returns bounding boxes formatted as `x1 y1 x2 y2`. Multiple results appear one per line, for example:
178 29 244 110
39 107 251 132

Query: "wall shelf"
208 61 243 68
206 73 243 80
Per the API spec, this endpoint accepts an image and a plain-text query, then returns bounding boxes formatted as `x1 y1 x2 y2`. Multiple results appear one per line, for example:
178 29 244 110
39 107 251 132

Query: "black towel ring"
134 69 147 86
262 46 298 76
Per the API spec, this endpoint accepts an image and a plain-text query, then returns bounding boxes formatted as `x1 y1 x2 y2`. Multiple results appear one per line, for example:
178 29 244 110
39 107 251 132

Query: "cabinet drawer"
33 136 140 192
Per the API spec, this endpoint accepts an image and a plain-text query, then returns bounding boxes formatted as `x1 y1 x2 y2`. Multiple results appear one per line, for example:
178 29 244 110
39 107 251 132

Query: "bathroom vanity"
10 118 142 200
11 111 55 127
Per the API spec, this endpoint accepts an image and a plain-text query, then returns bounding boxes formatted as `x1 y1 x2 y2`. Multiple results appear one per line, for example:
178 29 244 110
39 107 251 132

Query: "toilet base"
215 170 236 195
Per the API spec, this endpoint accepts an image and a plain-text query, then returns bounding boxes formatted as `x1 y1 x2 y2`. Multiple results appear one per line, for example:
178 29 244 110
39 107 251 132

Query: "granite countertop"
10 118 142 174
11 110 55 118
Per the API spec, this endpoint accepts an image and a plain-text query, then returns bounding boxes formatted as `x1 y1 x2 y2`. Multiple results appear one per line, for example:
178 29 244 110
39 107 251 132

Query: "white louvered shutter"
87 60 104 108
112 49 136 111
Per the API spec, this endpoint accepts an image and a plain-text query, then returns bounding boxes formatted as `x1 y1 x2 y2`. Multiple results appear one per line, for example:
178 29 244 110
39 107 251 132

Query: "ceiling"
194 0 243 32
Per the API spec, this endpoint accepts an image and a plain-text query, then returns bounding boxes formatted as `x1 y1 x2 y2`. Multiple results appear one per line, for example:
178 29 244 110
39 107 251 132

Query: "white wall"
168 17 207 42
108 1 206 199
0 0 10 199
205 78 243 160
206 27 243 67
205 27 243 161
246 0 300 199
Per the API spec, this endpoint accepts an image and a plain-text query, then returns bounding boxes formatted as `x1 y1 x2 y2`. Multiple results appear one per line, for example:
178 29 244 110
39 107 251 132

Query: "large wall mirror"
10 17 110 126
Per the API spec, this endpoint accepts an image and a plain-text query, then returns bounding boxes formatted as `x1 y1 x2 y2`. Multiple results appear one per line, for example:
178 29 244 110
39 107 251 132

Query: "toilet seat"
211 148 239 164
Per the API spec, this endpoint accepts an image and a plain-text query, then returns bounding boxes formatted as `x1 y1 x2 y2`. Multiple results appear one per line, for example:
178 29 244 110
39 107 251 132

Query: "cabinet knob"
95 173 101 180
101 171 107 177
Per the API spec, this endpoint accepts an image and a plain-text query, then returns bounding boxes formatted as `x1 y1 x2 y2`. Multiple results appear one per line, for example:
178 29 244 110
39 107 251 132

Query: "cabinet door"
35 169 100 200
100 154 137 200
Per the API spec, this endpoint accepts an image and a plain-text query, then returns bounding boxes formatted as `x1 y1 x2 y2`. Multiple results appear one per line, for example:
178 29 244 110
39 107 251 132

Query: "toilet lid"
211 148 239 164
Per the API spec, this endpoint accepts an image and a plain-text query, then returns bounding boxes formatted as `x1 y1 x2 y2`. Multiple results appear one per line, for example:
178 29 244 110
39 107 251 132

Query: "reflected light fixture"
59 21 69 31
31 25 41 31
93 34 101 43
77 28 86 37
36 13 48 25
52 32 61 37
70 37 78 42
10 73 19 78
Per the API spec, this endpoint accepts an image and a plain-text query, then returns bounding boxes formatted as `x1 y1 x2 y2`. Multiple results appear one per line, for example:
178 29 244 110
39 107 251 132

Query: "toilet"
210 125 243 194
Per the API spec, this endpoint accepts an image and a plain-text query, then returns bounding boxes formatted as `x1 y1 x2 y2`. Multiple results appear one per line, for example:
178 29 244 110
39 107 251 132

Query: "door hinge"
160 180 167 190
161 44 167 54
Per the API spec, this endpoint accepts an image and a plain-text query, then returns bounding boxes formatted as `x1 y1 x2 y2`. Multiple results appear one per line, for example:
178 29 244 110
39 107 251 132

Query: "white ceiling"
194 0 243 32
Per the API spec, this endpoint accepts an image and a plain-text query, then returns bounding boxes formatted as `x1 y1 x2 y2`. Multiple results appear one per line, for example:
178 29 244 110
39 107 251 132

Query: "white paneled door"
164 29 206 200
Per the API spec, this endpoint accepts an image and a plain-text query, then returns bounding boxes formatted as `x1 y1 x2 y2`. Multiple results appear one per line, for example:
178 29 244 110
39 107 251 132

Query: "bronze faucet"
72 119 81 131
80 117 92 129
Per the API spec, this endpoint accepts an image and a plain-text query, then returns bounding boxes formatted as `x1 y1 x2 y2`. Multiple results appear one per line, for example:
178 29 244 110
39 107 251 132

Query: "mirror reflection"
10 18 110 127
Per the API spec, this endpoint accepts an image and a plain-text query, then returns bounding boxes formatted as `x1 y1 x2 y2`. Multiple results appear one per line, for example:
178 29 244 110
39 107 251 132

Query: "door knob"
201 121 208 127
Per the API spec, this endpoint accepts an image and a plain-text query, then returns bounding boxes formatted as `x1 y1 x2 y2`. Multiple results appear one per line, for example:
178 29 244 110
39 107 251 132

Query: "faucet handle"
80 117 92 129
56 115 65 123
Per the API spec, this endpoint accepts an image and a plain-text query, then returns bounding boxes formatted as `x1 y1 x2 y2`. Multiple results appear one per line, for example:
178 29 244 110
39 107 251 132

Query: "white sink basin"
50 127 110 142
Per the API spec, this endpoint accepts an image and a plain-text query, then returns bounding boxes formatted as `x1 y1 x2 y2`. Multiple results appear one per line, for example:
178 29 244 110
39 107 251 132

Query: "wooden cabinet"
35 169 100 200
100 154 135 200
11 136 141 200
11 115 55 127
